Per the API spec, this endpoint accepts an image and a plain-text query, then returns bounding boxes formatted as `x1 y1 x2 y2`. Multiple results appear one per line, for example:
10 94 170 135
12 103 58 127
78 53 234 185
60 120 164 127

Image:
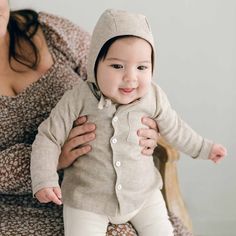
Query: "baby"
31 9 227 236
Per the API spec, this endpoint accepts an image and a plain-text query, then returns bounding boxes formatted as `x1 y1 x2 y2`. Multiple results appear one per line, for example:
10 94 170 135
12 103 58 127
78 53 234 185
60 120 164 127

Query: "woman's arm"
39 12 90 80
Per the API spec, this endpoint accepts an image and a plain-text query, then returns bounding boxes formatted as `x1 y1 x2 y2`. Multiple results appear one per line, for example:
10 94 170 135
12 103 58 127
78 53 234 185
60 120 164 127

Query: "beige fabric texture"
31 9 213 217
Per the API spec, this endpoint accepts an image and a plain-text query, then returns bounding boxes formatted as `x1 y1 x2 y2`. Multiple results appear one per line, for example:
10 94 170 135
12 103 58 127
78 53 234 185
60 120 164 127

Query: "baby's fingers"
219 146 227 156
53 187 62 201
214 144 227 156
211 155 224 164
46 189 62 205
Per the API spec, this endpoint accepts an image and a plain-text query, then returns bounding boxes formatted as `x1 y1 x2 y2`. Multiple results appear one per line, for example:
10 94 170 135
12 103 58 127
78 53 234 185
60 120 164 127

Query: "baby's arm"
35 187 62 205
31 86 81 196
155 85 227 160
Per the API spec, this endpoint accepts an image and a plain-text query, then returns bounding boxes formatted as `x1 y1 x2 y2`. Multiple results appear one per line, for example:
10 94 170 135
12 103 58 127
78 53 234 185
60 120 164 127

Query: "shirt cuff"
194 138 213 160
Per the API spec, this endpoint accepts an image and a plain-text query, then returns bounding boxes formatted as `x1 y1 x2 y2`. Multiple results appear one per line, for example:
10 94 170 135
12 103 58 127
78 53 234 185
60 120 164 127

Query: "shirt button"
115 161 121 167
117 184 122 190
113 116 118 122
111 138 117 144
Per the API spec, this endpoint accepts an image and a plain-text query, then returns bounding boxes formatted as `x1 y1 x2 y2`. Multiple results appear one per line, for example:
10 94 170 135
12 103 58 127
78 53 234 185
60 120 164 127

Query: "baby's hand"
35 187 62 205
209 144 227 163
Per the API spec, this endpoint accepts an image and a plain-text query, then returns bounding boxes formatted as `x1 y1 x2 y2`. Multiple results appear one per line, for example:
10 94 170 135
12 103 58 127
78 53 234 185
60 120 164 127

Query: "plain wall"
10 0 236 235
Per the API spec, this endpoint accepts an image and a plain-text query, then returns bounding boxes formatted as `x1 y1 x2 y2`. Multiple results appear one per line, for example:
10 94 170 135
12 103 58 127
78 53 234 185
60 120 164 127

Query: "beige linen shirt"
31 79 212 216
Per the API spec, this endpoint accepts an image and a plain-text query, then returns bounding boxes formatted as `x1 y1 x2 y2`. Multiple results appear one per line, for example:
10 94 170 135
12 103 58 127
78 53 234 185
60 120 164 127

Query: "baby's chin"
113 96 142 105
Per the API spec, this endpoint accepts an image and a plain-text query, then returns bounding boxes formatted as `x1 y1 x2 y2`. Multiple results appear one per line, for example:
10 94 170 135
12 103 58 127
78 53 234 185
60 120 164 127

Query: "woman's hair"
94 35 154 77
7 9 40 71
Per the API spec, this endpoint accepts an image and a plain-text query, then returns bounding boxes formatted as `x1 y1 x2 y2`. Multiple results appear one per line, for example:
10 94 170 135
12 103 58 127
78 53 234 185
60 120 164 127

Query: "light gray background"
10 1 236 235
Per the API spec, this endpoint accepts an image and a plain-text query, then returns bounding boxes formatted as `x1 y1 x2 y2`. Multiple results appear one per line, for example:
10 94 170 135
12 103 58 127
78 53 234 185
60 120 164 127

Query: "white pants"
63 189 174 236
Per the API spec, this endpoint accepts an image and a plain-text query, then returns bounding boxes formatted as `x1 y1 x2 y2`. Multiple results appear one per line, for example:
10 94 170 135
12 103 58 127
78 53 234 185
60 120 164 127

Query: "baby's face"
97 37 152 105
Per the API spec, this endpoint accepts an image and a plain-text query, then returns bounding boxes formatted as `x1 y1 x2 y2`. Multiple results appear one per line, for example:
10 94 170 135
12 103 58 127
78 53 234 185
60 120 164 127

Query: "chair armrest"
154 137 193 233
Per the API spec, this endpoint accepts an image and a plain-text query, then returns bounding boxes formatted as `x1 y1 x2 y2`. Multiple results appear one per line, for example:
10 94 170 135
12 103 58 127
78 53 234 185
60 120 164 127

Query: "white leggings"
63 189 173 236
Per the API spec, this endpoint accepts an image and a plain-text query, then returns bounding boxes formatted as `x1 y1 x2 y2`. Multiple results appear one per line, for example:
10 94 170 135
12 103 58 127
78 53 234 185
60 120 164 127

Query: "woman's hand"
138 117 160 156
57 116 96 170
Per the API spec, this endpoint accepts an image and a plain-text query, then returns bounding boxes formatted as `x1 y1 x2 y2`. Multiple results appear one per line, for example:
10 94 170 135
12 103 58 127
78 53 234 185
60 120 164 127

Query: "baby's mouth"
119 88 135 93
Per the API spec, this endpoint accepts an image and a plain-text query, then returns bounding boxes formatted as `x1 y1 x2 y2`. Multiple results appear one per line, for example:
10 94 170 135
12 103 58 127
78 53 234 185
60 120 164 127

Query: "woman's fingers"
141 147 155 156
66 132 96 150
138 127 159 141
58 116 96 170
68 122 96 140
138 117 159 156
73 115 88 127
58 143 93 170
141 117 159 131
139 137 158 156
139 117 160 142
139 136 157 149
137 126 159 153
69 145 92 159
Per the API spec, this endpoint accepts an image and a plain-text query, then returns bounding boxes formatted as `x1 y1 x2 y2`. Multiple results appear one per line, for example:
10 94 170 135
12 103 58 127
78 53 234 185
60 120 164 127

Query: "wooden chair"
156 137 193 233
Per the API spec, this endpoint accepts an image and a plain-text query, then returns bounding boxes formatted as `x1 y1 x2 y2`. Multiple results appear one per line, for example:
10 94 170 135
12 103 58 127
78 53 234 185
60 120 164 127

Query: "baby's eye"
110 64 123 69
137 65 148 70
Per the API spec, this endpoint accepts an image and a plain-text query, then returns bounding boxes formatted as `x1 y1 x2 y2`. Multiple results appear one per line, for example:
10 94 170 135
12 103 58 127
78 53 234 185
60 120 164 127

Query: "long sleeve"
39 12 91 80
30 86 80 195
155 85 213 159
0 143 32 194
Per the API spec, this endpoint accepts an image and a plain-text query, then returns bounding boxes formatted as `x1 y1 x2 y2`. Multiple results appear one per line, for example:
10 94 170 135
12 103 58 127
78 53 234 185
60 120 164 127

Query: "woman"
0 1 159 235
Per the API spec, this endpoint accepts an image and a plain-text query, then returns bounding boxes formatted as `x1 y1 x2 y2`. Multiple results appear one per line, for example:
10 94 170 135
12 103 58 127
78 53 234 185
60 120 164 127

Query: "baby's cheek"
140 82 151 96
